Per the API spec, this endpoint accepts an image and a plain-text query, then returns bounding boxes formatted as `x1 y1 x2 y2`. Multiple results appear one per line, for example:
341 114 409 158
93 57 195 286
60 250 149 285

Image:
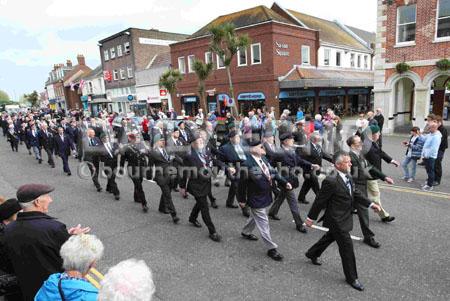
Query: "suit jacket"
438 125 448 153
178 128 191 145
82 136 102 162
121 143 148 177
263 142 278 166
301 141 333 170
148 147 176 185
349 150 386 186
374 114 384 131
53 134 73 157
218 142 247 164
270 147 313 188
308 174 372 233
99 142 120 167
363 140 392 172
38 130 54 150
238 155 287 209
27 130 40 147
181 148 227 197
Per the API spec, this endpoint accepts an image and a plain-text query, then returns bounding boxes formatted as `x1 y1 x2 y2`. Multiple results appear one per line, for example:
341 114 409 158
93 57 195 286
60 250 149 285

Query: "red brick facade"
170 22 319 115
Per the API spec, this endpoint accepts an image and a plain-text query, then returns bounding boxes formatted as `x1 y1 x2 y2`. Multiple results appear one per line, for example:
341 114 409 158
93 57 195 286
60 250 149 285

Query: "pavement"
0 134 449 300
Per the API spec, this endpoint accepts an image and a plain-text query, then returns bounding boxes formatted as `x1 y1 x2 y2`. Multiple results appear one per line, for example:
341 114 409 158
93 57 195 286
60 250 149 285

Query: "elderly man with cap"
3 184 90 301
181 133 235 242
178 120 191 145
166 126 185 193
238 139 291 261
218 130 250 216
362 125 399 223
268 133 320 233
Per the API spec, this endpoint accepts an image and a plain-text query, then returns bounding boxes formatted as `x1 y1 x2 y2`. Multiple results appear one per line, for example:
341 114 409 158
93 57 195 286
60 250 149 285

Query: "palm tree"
209 23 250 116
159 69 183 111
192 59 213 114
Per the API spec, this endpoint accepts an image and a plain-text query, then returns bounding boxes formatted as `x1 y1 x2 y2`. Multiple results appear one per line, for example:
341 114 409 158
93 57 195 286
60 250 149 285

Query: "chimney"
66 60 72 67
77 54 85 66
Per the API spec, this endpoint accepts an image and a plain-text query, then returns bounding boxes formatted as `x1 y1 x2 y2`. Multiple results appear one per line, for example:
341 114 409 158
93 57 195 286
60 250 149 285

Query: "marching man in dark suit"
27 123 42 164
305 152 381 291
99 133 121 200
38 123 55 168
53 127 74 176
181 133 235 242
298 132 333 204
238 139 291 261
82 128 103 192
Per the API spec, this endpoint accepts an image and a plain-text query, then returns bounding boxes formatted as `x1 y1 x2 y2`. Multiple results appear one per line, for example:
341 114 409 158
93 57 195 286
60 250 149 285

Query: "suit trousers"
269 189 303 226
131 177 147 206
158 183 176 216
226 179 238 206
60 154 70 173
242 207 278 250
43 148 54 166
306 230 358 283
88 161 100 188
298 173 320 202
106 170 120 196
366 180 389 219
190 195 216 235
354 184 374 239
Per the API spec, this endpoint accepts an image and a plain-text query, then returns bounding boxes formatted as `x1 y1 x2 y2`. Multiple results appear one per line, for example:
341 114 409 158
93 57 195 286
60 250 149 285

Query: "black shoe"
381 216 395 223
209 233 221 242
296 224 308 233
268 214 281 221
51 165 55 168
363 237 380 248
241 233 258 241
349 279 364 291
189 219 202 228
211 201 218 209
214 182 220 187
67 172 72 176
159 209 170 214
352 209 358 214
172 216 180 224
305 253 322 265
225 182 231 187
267 248 283 261
96 187 102 192
142 205 149 213
38 159 42 164
242 210 250 218
433 181 440 186
226 204 238 209
298 199 310 204
114 195 120 201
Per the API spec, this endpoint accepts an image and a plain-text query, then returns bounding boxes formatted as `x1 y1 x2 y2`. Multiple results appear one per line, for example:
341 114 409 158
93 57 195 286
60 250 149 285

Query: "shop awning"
237 92 265 101
279 67 374 89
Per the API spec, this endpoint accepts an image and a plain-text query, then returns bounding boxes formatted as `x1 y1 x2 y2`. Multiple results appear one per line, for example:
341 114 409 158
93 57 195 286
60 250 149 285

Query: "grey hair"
20 201 35 210
333 151 350 164
310 132 321 142
98 259 155 301
60 234 104 275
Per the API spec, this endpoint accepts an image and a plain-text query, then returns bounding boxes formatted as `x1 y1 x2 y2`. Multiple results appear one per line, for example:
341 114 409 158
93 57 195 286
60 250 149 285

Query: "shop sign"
184 96 197 103
147 96 160 104
127 95 134 101
275 41 289 57
237 92 266 101
103 70 112 81
347 88 369 95
279 90 315 99
319 89 346 97
160 89 167 97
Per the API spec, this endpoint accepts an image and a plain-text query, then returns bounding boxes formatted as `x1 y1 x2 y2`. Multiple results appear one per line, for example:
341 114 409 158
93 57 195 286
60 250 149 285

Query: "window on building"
350 53 355 67
324 49 330 66
188 55 195 73
397 5 416 43
178 57 186 74
88 82 93 94
127 67 133 78
251 43 261 65
301 45 310 65
205 52 213 65
336 52 341 66
113 70 118 81
110 48 116 59
237 47 247 66
120 69 126 80
216 54 225 69
357 55 361 68
117 45 123 57
124 42 130 53
437 0 450 38
104 50 109 61
364 55 369 69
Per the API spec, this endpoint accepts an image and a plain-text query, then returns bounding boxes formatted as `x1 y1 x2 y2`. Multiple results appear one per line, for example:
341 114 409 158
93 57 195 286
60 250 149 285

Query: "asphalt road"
0 135 449 301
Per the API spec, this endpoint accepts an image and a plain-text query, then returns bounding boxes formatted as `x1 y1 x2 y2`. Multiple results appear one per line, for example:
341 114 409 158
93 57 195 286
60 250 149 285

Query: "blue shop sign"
279 90 315 99
347 88 370 95
81 95 88 102
49 98 56 104
237 92 266 101
319 89 346 97
183 96 197 103
127 95 134 101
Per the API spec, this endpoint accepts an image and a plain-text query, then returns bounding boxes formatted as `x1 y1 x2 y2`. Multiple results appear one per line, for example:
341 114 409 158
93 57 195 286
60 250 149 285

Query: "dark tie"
90 138 94 146
162 149 168 161
316 145 322 157
345 175 352 195
260 159 272 184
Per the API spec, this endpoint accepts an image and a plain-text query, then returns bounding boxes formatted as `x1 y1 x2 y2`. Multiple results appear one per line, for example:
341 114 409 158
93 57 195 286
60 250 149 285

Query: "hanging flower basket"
436 59 450 71
396 62 411 74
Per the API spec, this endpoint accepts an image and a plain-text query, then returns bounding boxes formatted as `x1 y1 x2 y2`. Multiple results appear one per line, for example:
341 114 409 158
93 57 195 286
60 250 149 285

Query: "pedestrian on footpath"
401 127 424 183
421 115 442 191
434 115 448 186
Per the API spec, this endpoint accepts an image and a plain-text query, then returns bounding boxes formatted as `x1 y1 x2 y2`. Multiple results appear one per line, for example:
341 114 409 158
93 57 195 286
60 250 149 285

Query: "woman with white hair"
98 259 155 301
35 234 104 301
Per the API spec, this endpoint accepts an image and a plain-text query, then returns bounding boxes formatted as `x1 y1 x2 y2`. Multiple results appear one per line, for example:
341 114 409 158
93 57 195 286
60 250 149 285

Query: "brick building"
98 28 188 114
374 0 450 133
45 62 73 111
62 55 92 110
170 3 376 117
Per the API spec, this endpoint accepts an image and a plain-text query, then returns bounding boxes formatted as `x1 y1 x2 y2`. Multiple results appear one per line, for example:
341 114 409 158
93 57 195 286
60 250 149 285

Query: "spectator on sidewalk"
401 127 425 183
434 115 448 186
98 259 155 301
35 234 104 301
421 116 442 191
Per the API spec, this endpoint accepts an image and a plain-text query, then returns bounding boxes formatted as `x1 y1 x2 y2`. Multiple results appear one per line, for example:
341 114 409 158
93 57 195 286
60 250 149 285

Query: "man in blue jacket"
27 123 42 164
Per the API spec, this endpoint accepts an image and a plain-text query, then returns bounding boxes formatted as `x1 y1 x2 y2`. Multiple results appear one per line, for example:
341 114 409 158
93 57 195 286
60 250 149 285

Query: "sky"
0 0 377 99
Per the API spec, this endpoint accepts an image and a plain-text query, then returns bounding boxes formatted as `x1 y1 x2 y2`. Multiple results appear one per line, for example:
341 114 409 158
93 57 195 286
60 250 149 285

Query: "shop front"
347 88 371 115
279 90 315 116
318 89 345 115
49 99 57 111
182 96 199 116
237 92 266 114
216 93 231 116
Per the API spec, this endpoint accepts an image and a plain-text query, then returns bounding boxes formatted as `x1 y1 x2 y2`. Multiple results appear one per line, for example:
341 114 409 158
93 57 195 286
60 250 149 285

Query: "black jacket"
438 125 448 153
38 130 54 151
374 114 385 131
53 134 73 157
301 142 333 169
3 212 70 301
270 146 312 189
308 174 372 232
363 140 393 172
349 150 386 186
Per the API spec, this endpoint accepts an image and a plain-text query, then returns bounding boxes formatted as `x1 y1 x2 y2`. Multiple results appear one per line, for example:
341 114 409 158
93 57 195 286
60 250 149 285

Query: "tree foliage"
23 90 39 108
193 59 213 113
159 69 183 97
0 90 10 102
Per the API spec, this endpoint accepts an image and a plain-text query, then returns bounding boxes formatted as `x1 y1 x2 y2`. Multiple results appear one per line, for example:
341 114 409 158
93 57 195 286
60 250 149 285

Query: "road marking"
379 184 450 199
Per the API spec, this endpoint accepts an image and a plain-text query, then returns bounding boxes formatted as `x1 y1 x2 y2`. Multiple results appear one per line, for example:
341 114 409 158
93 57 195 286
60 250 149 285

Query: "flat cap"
16 184 54 203
0 198 22 221
280 133 293 142
189 132 202 144
153 134 165 142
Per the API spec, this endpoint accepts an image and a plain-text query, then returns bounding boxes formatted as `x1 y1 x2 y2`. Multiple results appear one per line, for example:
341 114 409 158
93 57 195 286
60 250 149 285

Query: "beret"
189 132 202 144
369 125 380 134
173 127 179 132
263 131 274 138
228 130 238 139
16 184 54 203
0 198 21 221
248 139 262 147
280 133 293 141
178 121 185 126
153 134 165 142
